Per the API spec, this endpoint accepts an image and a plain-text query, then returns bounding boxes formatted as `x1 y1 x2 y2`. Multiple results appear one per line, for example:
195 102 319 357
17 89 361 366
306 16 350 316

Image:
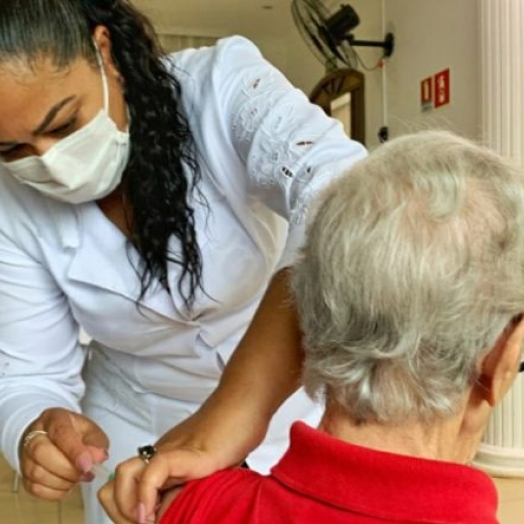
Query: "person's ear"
478 315 524 407
92 25 121 81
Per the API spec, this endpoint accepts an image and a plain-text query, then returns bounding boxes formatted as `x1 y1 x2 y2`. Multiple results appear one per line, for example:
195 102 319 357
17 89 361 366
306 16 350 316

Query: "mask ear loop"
92 41 110 113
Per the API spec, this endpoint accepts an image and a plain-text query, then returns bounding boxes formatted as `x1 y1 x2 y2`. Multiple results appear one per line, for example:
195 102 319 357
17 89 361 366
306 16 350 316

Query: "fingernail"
75 451 93 474
137 502 147 524
80 471 95 483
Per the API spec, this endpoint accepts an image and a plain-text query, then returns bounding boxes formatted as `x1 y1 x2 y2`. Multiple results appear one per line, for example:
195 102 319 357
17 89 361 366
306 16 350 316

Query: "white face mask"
2 47 130 204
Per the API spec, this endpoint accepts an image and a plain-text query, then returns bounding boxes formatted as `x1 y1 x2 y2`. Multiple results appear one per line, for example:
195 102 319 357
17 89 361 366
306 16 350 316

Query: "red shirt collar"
271 422 498 523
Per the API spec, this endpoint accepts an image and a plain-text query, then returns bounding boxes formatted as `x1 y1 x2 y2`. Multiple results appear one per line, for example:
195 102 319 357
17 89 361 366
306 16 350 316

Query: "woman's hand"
98 405 264 523
20 407 109 501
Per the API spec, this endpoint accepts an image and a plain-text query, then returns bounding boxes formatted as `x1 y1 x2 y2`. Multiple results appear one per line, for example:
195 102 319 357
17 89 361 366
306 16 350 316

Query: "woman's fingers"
126 449 214 522
21 431 83 499
98 481 141 524
39 408 110 470
22 460 78 493
112 458 153 521
101 450 201 523
23 432 82 482
19 408 110 501
138 448 212 519
21 478 74 502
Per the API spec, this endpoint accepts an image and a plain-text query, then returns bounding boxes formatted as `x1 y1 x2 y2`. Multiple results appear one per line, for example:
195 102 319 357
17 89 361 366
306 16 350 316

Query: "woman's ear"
478 315 524 407
92 25 121 80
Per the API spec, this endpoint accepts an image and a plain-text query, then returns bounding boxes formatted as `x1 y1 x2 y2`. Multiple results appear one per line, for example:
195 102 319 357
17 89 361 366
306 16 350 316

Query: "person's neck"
318 401 483 465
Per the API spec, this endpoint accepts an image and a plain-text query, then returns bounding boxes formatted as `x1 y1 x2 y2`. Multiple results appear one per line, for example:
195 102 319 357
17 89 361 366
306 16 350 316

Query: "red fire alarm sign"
420 77 433 111
434 69 450 108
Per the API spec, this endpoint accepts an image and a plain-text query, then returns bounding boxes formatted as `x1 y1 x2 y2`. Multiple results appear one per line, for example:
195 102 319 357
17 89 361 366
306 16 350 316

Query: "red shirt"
160 422 498 524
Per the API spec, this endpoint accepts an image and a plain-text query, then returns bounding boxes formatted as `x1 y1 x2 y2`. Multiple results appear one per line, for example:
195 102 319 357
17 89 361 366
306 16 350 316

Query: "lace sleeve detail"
225 38 366 226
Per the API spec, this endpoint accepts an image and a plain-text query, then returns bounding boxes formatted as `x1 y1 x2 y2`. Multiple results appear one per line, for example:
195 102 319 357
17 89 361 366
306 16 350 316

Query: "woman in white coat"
0 0 366 522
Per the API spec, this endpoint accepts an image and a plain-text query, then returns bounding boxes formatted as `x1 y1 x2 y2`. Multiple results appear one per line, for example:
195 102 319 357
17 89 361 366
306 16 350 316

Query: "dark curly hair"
0 0 203 308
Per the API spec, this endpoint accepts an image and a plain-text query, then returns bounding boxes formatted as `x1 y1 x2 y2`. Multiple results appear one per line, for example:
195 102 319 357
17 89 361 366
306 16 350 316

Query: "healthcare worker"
0 1 366 523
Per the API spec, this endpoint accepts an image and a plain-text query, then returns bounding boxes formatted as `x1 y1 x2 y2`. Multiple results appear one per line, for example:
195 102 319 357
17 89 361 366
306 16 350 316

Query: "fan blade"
318 26 346 62
292 0 334 62
304 5 346 62
292 0 358 68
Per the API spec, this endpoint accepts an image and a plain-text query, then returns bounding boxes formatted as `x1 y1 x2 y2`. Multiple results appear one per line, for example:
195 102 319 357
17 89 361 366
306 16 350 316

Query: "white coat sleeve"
213 37 368 267
0 225 85 472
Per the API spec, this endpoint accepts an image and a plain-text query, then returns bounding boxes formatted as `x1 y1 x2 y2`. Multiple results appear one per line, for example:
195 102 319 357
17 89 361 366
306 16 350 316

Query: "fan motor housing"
326 4 360 45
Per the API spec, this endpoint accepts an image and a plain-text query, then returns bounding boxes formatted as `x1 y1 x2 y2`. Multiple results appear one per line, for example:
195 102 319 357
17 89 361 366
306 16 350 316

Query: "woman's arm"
0 177 109 499
165 267 303 463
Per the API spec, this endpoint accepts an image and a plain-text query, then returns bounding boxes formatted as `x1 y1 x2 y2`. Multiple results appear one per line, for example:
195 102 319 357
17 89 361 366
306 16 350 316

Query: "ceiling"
133 0 295 38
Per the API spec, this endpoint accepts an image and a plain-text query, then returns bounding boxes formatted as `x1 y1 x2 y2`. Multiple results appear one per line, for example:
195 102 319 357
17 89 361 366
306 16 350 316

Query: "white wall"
278 27 323 95
383 0 480 142
150 14 311 99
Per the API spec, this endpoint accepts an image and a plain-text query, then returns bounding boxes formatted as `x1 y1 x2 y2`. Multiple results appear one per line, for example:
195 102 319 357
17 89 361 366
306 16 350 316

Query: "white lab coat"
0 36 366 485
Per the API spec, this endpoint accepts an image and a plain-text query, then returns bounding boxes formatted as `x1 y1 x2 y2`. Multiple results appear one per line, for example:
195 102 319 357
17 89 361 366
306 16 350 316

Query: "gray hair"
293 130 524 424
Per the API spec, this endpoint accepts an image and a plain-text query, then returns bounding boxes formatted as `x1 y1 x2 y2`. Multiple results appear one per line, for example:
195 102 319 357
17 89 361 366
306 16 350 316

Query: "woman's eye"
0 145 22 160
0 118 79 161
49 118 77 136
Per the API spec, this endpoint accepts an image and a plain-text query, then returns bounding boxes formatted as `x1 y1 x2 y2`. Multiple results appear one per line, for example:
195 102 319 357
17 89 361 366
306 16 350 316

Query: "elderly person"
101 130 524 524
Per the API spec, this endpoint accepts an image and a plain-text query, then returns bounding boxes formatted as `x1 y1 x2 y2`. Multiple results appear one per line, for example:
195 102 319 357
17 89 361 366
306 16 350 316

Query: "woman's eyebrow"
31 95 76 136
0 95 78 148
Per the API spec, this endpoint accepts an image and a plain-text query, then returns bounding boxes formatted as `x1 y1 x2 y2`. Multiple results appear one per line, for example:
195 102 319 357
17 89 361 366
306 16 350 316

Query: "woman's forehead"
0 55 86 85
0 58 95 135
